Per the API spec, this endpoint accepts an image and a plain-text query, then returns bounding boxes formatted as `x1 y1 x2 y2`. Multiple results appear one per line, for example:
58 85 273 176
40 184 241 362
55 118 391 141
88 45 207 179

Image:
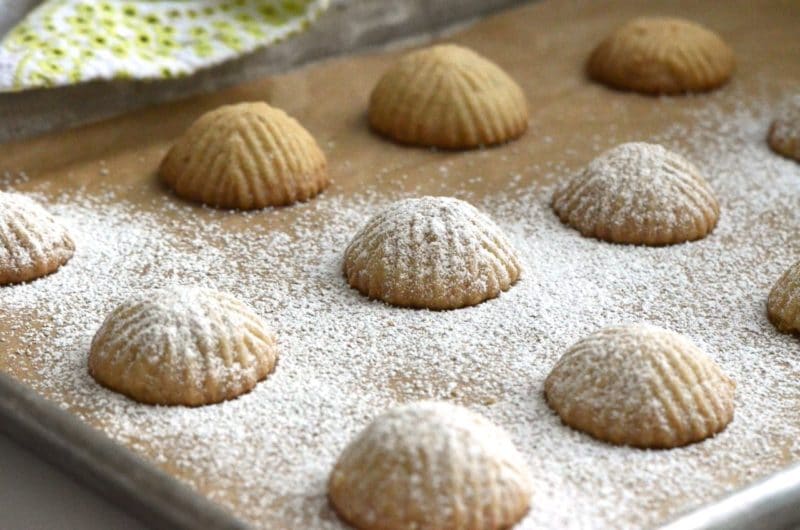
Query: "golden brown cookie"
768 260 800 333
552 142 719 246
159 102 328 209
368 44 528 149
768 95 800 162
89 287 277 406
0 191 74 285
545 324 735 448
329 401 533 530
344 196 522 309
588 17 735 94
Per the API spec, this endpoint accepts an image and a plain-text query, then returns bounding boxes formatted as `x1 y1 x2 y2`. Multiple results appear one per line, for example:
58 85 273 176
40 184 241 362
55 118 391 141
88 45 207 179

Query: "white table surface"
0 433 147 530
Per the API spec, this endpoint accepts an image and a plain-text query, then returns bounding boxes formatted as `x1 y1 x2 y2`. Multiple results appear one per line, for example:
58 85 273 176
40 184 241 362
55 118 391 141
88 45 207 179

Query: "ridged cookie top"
545 324 735 448
368 44 528 149
588 17 735 94
159 102 328 209
328 401 533 530
552 142 719 246
768 95 800 162
89 287 278 406
344 196 522 309
768 260 800 333
0 191 75 285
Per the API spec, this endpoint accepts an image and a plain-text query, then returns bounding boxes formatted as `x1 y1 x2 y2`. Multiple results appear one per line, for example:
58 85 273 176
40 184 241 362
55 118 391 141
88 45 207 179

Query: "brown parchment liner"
1 0 799 527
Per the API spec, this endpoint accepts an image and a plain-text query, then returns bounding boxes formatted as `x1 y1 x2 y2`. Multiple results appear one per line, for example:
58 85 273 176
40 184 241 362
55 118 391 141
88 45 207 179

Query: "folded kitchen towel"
0 0 329 92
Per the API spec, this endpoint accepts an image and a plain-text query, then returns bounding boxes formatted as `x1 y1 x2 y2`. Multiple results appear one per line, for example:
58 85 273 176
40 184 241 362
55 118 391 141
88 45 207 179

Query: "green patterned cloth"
0 0 329 92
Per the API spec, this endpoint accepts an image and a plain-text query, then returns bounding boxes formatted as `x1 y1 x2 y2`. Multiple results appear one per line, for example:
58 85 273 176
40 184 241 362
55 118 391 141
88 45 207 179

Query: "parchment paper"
0 0 799 527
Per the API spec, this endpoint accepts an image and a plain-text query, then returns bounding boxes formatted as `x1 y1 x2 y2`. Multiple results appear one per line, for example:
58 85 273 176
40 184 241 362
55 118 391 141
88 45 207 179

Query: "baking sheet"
1 0 799 528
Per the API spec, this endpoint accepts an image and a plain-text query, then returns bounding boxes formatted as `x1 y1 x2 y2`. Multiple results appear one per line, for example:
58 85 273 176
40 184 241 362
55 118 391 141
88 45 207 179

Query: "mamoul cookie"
344 196 522 309
0 191 74 285
89 287 278 406
368 44 528 149
159 102 328 209
588 17 735 94
545 324 735 448
328 401 533 530
552 142 719 246
767 95 800 162
767 260 800 333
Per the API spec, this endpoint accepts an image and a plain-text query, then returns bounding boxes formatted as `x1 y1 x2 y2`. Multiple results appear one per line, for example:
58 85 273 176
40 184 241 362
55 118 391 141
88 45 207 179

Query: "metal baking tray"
1 0 800 528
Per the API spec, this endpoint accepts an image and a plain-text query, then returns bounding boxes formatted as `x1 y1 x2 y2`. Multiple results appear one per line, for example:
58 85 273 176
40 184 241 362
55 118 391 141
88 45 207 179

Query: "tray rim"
0 371 249 530
659 460 800 530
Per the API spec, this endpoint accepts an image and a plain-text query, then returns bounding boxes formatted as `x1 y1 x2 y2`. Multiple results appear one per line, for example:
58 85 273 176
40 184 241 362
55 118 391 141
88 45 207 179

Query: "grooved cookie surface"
551 142 719 246
588 17 735 94
545 324 735 448
328 401 533 530
159 102 328 209
368 44 528 149
768 260 800 334
0 191 74 285
89 286 278 406
343 196 522 309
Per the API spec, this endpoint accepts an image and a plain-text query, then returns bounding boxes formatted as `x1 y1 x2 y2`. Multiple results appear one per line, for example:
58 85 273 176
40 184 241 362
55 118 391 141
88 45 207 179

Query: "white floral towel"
0 0 329 92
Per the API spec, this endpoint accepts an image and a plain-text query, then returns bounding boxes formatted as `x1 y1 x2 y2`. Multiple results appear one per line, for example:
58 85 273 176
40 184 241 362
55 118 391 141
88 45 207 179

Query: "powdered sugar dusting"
329 401 532 529
544 324 735 449
0 191 74 283
552 142 718 245
89 286 277 406
1 96 800 529
344 196 521 309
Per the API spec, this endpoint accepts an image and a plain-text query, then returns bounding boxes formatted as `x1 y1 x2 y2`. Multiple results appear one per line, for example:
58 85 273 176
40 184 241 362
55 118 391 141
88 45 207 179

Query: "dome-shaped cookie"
552 142 719 246
545 324 735 448
0 191 74 285
344 196 522 309
329 401 533 530
159 102 328 209
368 44 528 149
588 17 735 94
768 95 800 162
89 287 277 406
767 260 800 333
